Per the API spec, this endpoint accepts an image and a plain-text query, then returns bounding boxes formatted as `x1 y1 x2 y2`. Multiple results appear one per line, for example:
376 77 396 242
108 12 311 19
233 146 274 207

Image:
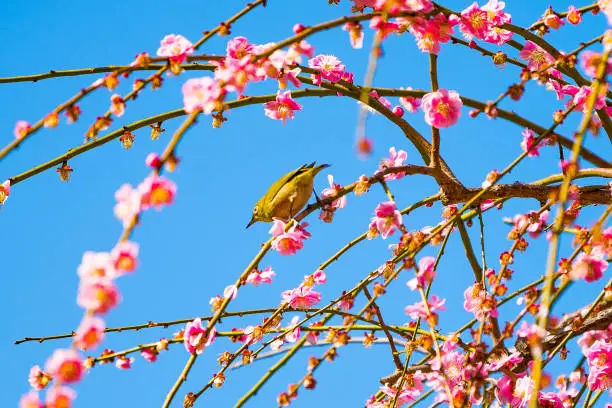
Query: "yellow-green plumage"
246 162 330 228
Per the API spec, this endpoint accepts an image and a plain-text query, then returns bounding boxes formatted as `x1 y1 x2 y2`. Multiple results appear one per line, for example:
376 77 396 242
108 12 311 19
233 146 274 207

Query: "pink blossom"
599 0 612 26
409 13 459 55
566 6 582 25
379 371 426 404
543 13 565 30
404 295 446 320
269 219 311 255
157 34 194 63
224 284 238 300
184 318 216 355
282 285 322 309
77 277 120 314
0 179 10 205
308 54 346 85
399 88 421 112
580 51 612 78
14 120 31 139
407 256 437 290
113 184 141 228
458 2 490 40
320 174 346 209
46 386 76 408
226 36 254 59
115 356 134 370
213 56 259 96
243 325 264 345
284 316 302 343
517 321 547 341
377 147 408 181
28 366 51 390
520 128 544 157
264 90 302 124
519 41 555 71
20 391 42 408
569 249 609 282
138 174 177 210
45 349 83 384
110 94 125 117
571 85 607 112
463 284 498 320
374 0 433 13
182 77 222 114
110 241 139 274
145 153 161 168
74 315 105 351
538 392 564 408
141 348 158 362
370 16 400 41
369 201 403 239
310 270 327 285
421 89 463 128
586 339 612 390
578 330 610 355
246 266 276 285
77 251 117 281
485 352 523 372
342 22 364 49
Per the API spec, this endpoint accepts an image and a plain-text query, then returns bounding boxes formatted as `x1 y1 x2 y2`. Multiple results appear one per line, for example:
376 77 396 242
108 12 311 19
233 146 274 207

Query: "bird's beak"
246 217 256 229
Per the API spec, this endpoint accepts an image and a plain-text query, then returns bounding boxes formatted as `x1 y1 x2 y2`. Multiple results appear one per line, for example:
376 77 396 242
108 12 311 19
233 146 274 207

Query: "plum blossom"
421 89 463 128
580 51 612 78
77 277 121 314
284 316 302 343
578 330 610 355
246 266 276 285
520 128 545 157
14 120 31 139
463 283 498 320
519 41 555 71
20 391 42 408
599 0 612 26
264 90 302 124
110 241 139 274
138 175 177 210
45 349 83 384
407 256 436 290
115 356 134 370
379 371 426 404
182 77 223 114
141 348 159 362
377 147 408 181
74 315 105 351
184 318 216 355
405 295 446 320
495 374 534 407
282 285 322 309
342 22 364 49
567 6 582 25
320 174 346 209
224 284 238 300
586 339 612 390
226 36 254 59
157 34 194 63
45 386 76 408
308 54 346 85
269 219 311 255
569 248 609 282
77 251 117 281
113 184 141 227
28 366 51 390
408 13 459 55
399 88 421 112
368 201 403 239
570 85 607 113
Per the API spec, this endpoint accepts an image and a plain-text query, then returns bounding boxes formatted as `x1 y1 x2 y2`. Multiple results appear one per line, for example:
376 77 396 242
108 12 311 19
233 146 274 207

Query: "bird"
246 162 330 229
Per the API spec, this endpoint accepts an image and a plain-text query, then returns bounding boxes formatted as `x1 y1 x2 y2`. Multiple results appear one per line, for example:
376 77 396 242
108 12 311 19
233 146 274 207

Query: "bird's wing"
263 163 310 208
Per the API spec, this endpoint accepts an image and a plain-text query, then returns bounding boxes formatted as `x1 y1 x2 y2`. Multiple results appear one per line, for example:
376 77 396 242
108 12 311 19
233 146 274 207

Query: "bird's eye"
253 205 259 214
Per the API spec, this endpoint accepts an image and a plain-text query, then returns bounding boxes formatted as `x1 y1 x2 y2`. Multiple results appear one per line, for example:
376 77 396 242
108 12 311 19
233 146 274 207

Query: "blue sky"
1 0 611 407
